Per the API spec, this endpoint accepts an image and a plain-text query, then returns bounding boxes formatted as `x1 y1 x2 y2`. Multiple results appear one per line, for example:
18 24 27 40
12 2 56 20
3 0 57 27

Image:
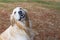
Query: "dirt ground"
0 2 60 40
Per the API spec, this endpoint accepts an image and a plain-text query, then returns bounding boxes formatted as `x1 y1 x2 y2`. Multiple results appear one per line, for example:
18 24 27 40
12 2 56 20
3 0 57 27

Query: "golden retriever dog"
0 7 34 40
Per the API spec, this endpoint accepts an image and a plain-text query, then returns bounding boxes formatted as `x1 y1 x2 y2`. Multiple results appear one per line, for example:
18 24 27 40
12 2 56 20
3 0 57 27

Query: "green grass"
39 1 60 10
0 0 29 3
0 0 60 10
32 0 60 10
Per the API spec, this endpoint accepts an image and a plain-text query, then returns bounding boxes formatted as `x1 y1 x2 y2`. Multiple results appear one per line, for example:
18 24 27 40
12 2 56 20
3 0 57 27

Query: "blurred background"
0 0 60 40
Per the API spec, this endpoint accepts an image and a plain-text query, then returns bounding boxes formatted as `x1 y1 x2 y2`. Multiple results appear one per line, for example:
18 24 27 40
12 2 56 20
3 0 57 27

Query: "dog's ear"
10 14 15 26
24 9 29 20
23 9 30 28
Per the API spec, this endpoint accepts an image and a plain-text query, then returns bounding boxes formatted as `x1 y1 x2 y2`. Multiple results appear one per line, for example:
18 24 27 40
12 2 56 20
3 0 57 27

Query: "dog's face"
11 7 27 21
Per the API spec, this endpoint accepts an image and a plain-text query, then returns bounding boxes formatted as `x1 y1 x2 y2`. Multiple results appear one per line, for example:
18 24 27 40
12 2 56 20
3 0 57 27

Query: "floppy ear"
10 14 15 26
23 9 30 28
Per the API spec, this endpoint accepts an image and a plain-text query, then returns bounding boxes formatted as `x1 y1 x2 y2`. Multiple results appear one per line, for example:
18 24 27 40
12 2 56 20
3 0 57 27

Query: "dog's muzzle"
18 11 25 21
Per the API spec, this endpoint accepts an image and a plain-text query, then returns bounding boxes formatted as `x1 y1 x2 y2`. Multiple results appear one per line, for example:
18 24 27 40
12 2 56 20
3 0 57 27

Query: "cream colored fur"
0 21 30 40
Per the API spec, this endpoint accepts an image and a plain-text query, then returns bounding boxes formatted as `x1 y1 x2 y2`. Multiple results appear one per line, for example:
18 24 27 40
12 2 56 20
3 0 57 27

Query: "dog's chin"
18 17 25 21
19 15 25 21
19 18 21 21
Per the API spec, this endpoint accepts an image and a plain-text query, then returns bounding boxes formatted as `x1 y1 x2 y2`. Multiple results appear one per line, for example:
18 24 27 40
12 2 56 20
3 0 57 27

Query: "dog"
0 7 32 40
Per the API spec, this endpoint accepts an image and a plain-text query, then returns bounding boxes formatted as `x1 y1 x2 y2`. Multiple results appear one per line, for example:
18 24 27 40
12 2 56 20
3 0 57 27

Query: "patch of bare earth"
0 2 60 40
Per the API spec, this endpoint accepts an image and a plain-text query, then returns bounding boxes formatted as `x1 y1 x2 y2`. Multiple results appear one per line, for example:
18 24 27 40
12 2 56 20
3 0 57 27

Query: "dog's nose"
18 11 22 15
18 11 24 17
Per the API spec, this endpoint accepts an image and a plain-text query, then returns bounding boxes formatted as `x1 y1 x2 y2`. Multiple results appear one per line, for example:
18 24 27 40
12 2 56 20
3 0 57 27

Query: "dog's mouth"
19 14 25 21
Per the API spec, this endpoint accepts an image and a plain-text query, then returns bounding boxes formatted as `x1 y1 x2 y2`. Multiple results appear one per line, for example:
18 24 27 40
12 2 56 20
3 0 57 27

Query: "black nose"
18 11 22 15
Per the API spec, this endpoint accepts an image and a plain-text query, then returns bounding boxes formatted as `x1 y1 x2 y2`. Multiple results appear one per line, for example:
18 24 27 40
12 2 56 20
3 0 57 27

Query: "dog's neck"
15 21 31 36
15 21 26 30
20 20 30 28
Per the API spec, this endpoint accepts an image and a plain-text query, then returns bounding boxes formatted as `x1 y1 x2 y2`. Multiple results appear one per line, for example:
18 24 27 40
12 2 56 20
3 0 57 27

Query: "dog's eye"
14 12 16 14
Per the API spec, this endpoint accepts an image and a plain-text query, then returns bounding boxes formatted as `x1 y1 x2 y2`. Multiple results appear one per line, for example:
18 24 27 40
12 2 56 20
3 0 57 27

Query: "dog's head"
10 7 28 26
11 7 27 21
